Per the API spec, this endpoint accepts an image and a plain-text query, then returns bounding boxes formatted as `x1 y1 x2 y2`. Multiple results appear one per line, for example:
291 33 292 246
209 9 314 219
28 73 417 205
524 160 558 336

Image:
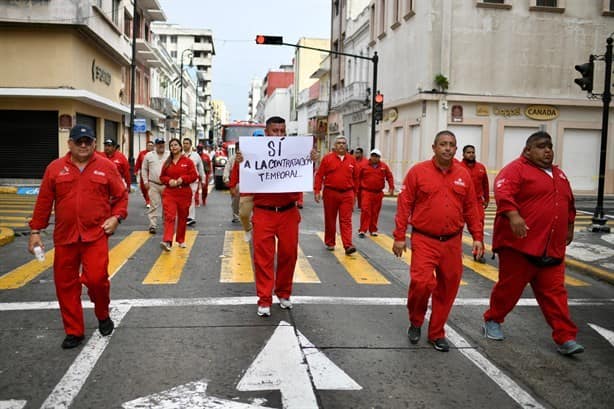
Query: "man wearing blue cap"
28 124 128 349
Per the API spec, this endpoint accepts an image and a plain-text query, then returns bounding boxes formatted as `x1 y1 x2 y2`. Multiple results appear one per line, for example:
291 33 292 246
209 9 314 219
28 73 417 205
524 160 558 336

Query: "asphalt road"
0 188 612 409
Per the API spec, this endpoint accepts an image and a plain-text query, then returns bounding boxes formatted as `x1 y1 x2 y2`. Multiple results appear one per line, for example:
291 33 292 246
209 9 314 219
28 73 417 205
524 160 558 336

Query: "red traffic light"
374 93 384 103
255 35 283 45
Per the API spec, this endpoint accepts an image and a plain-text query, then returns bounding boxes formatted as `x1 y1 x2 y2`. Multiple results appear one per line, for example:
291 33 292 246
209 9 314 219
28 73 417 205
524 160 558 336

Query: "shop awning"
0 88 129 114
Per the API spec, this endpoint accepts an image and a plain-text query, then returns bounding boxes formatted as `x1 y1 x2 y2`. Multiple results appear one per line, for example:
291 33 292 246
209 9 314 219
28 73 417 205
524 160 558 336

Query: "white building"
151 23 215 140
368 0 614 194
248 79 262 122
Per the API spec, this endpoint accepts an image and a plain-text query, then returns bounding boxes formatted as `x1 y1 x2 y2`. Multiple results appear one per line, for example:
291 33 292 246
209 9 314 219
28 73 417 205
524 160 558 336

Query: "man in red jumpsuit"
356 148 394 238
459 144 489 262
197 144 211 206
101 138 131 190
28 124 128 349
393 130 484 352
314 135 358 255
353 147 367 210
135 140 154 208
482 131 583 356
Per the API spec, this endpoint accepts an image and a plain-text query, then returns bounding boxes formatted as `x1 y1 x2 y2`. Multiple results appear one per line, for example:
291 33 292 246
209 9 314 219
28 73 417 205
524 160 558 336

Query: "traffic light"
374 92 384 121
574 55 594 93
255 35 283 45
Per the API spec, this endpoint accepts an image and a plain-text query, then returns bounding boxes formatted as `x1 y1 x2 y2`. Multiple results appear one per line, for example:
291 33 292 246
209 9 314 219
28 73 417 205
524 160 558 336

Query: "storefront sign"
385 108 398 122
494 107 521 117
525 105 559 121
92 59 112 86
134 118 147 133
59 114 72 130
328 122 339 133
476 104 490 116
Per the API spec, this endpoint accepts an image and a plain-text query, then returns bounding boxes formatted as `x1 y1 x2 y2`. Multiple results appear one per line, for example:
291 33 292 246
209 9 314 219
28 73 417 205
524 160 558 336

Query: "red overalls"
484 156 577 344
30 153 128 337
394 158 483 341
314 152 358 249
459 160 489 223
135 149 150 205
160 156 198 245
357 160 394 234
252 193 301 307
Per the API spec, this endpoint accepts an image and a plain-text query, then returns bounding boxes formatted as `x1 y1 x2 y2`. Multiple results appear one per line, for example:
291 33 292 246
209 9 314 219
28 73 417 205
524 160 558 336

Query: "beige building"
0 0 165 181
367 0 613 194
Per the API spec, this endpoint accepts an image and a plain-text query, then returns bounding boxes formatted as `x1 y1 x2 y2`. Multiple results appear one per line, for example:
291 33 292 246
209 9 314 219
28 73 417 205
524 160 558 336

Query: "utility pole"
255 35 379 150
128 0 137 182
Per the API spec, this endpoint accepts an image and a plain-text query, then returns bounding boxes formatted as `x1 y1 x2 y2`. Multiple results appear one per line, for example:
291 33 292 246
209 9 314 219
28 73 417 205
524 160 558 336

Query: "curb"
565 258 614 286
0 227 15 246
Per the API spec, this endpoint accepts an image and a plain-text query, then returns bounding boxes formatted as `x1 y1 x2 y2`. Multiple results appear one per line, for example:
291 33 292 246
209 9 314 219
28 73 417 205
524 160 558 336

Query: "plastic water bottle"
33 246 45 262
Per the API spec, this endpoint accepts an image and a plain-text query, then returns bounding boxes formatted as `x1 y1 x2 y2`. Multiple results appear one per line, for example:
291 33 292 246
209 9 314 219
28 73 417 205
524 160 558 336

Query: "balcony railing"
331 81 368 108
307 101 329 118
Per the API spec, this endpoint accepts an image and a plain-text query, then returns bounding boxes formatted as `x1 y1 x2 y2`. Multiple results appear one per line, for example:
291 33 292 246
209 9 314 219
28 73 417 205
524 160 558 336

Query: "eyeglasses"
73 138 94 146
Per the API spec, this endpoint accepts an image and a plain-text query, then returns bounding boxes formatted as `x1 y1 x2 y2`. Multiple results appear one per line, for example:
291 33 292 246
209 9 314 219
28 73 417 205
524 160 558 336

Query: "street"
0 188 613 409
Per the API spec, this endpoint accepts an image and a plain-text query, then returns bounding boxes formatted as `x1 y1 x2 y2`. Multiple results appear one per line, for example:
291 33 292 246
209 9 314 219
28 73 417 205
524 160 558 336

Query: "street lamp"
178 48 193 138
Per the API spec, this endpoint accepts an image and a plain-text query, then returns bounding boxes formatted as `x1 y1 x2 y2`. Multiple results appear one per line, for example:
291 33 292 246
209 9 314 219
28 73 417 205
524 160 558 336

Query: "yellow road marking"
0 216 30 221
108 231 151 279
143 231 198 284
383 233 468 285
461 235 589 286
0 222 29 227
462 254 499 282
294 247 320 283
0 209 35 214
0 249 55 289
220 230 254 282
317 233 389 284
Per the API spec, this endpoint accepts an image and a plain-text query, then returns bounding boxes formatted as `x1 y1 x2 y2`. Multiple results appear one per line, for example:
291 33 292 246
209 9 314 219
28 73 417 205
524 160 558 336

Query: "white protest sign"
239 136 314 193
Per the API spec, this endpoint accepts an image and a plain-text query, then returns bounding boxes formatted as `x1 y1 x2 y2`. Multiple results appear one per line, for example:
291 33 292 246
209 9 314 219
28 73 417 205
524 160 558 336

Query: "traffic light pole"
128 0 137 183
257 38 379 150
591 36 612 232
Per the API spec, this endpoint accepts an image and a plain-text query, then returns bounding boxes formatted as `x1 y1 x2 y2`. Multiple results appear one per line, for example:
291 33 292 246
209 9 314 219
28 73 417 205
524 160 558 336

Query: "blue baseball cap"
69 125 95 140
252 129 265 137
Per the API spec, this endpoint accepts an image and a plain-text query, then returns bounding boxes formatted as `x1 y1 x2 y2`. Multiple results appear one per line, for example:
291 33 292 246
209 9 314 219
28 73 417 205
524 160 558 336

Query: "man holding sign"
238 116 314 317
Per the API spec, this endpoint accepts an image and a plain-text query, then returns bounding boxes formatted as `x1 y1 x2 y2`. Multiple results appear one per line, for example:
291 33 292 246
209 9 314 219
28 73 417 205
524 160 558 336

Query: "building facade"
247 79 262 122
0 0 164 180
368 0 614 193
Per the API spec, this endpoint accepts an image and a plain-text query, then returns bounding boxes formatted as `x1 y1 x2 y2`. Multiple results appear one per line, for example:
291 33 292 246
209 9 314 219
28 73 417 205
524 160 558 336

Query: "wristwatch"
114 215 123 224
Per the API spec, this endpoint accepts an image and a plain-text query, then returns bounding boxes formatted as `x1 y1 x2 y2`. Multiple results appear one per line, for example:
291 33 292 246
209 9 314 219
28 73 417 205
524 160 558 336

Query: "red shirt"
314 152 358 194
135 149 149 178
159 156 198 189
99 150 131 188
357 160 394 192
393 158 483 242
30 153 128 246
200 152 211 175
460 160 489 204
228 160 239 188
492 156 575 259
254 192 301 208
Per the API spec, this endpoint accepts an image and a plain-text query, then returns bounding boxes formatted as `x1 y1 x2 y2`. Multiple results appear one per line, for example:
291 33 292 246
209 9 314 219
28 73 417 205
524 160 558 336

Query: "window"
334 0 339 16
111 0 119 26
170 35 177 43
391 0 401 28
378 0 386 38
194 36 201 43
123 11 131 37
404 0 415 19
477 0 511 9
603 0 614 15
530 0 564 12
159 35 166 43
171 50 177 58
369 4 376 44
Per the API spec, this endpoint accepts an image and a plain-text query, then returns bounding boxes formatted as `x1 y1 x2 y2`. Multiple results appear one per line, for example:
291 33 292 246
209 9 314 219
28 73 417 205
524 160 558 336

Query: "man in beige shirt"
141 138 167 234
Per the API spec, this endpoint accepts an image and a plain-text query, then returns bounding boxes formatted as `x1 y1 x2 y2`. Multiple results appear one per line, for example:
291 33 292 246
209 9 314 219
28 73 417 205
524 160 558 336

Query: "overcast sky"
158 0 331 121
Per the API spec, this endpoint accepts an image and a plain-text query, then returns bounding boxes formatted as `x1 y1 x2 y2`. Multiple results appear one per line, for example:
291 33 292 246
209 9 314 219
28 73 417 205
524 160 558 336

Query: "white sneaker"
160 241 171 252
178 242 187 248
244 230 252 242
279 298 293 310
257 306 271 317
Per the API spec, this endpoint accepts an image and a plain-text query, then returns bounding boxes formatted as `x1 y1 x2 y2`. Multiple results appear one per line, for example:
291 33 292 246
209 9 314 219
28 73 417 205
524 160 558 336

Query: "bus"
212 121 265 189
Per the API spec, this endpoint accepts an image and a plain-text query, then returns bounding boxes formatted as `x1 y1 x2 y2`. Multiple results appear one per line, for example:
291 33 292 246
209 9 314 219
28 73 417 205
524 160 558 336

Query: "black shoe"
429 338 450 352
358 232 366 238
148 227 156 234
61 334 85 349
407 325 421 344
98 317 114 336
231 218 240 223
186 218 196 226
345 246 356 255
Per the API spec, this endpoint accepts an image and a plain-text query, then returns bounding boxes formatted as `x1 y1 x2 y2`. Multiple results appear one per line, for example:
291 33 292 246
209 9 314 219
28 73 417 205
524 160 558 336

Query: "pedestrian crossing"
483 208 595 231
0 194 37 229
0 229 591 290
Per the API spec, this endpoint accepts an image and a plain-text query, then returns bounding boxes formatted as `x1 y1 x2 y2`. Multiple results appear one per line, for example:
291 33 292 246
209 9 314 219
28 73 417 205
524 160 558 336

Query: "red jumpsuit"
160 157 198 245
314 152 358 249
394 158 483 341
30 153 128 337
357 160 394 234
459 159 489 222
355 157 368 209
484 156 577 345
252 192 301 307
135 149 150 205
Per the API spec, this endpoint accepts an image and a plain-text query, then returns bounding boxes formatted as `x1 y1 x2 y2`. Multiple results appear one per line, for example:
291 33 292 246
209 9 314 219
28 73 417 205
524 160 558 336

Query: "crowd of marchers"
27 120 583 357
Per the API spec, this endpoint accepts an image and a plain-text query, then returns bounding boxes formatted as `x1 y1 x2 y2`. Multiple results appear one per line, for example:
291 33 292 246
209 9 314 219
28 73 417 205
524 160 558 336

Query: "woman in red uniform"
159 138 198 251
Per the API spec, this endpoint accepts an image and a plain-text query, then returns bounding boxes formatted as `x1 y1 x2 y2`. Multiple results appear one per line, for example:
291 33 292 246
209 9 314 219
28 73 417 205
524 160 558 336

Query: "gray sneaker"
483 320 504 340
407 325 421 344
279 298 293 310
557 340 584 356
257 306 271 317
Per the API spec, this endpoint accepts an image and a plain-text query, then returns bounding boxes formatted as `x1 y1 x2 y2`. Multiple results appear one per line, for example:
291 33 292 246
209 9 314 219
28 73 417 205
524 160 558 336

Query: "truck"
213 121 265 189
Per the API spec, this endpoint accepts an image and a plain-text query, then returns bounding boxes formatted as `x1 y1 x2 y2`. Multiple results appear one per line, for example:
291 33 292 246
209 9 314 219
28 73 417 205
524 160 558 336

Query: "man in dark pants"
29 125 128 349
